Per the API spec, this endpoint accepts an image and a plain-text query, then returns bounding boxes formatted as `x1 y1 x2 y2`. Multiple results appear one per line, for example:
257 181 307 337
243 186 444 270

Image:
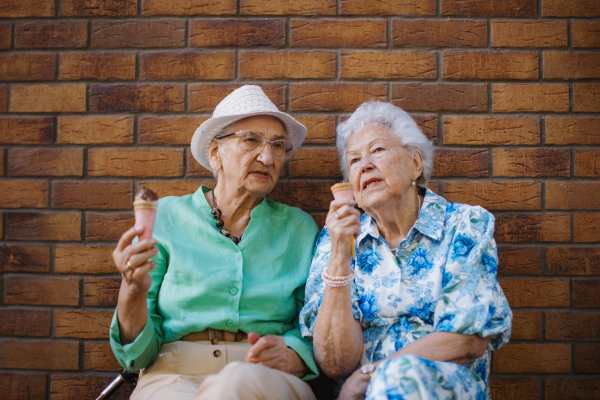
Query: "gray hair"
336 102 434 186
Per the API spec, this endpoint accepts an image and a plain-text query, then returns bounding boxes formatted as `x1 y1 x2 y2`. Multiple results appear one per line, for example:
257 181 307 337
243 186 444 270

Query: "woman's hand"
339 369 371 400
245 332 307 378
114 225 158 295
326 198 361 273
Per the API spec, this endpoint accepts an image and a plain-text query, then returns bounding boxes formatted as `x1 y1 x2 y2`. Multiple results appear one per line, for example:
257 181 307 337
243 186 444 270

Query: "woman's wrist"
285 347 308 378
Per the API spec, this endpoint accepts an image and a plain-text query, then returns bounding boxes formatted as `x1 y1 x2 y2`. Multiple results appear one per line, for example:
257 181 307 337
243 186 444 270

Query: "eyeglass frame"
215 130 295 159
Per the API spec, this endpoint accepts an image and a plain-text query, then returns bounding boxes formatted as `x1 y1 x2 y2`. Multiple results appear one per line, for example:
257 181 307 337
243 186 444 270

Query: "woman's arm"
313 198 364 379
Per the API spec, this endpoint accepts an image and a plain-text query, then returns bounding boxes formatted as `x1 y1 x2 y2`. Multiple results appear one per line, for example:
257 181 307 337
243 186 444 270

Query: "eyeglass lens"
238 131 293 157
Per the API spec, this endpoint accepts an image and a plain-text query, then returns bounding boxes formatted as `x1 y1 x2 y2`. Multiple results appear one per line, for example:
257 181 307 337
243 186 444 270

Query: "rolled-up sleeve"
433 208 512 351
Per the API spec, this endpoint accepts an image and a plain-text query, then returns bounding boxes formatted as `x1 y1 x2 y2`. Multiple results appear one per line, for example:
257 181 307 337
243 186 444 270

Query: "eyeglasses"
217 130 294 158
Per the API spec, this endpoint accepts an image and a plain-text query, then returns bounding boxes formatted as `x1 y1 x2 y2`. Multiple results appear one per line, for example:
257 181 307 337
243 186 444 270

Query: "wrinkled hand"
326 198 361 269
339 369 371 400
113 225 157 294
245 332 290 373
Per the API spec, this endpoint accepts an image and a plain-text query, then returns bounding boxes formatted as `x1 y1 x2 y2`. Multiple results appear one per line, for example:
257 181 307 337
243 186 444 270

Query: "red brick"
84 277 120 307
547 247 600 275
574 84 600 113
413 115 437 143
291 83 386 112
294 116 335 145
392 83 487 112
88 148 183 177
573 280 600 308
0 85 6 112
55 245 116 274
444 51 538 80
493 84 569 112
499 278 570 308
290 20 386 47
0 341 79 370
289 148 341 178
494 214 570 242
5 212 81 241
511 311 542 340
91 20 185 48
10 84 86 113
444 181 541 211
138 181 211 198
143 0 235 15
392 20 487 48
575 345 600 373
493 344 570 373
55 310 112 339
547 182 600 210
341 51 436 79
86 212 134 242
545 52 600 79
268 181 335 211
241 51 336 79
0 245 50 273
574 214 600 243
543 0 600 17
59 52 136 81
52 181 133 210
0 373 47 400
546 312 600 341
58 116 133 144
442 0 536 17
141 51 235 80
492 20 567 47
61 0 137 16
51 375 134 400
0 310 51 337
489 378 540 400
241 0 336 15
4 276 79 306
546 117 600 145
8 148 83 177
140 116 207 145
189 83 285 112
497 246 541 275
443 116 539 145
0 180 48 208
341 0 435 15
15 21 86 49
432 149 489 178
90 84 185 113
84 342 121 371
0 0 55 17
190 19 285 47
547 379 600 400
0 24 10 50
493 149 570 177
0 213 3 238
0 53 56 82
573 22 600 48
187 149 214 178
0 117 54 145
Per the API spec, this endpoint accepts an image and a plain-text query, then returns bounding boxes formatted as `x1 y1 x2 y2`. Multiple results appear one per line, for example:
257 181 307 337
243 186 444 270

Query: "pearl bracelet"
322 269 355 287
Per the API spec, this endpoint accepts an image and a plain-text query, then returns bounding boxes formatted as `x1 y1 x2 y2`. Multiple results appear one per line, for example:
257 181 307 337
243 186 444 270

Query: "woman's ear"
411 150 424 182
208 139 222 173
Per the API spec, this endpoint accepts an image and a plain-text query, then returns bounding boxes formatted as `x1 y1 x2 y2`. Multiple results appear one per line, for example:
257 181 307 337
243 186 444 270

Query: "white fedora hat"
191 85 307 171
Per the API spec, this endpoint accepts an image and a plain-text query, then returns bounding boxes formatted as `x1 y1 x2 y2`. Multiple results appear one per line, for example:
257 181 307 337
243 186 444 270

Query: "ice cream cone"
133 187 158 241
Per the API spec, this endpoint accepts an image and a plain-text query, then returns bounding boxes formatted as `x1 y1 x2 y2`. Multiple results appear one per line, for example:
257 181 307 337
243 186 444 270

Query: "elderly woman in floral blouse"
300 102 512 400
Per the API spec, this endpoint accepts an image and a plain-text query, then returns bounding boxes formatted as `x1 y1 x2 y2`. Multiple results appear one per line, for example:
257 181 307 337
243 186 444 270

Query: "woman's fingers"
126 246 158 270
115 225 143 253
122 260 155 285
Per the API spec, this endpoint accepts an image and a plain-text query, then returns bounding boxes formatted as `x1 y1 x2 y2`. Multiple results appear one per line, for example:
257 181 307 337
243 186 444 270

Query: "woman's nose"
256 142 275 165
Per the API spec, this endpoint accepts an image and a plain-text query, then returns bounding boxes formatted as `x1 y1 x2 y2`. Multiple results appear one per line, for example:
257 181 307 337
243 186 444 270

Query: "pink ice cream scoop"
331 182 356 259
133 187 158 241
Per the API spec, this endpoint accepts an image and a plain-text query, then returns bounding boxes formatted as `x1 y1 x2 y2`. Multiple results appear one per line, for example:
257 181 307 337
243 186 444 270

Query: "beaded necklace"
209 190 241 245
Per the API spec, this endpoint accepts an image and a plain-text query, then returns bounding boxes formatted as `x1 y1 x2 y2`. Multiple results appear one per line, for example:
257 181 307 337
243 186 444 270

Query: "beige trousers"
130 340 316 400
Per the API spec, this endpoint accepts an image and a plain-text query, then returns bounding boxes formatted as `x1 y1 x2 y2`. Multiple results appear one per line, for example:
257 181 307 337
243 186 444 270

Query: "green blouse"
110 186 320 379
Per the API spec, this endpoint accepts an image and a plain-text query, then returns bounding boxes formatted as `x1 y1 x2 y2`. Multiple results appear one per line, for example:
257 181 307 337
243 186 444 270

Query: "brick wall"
0 1 599 399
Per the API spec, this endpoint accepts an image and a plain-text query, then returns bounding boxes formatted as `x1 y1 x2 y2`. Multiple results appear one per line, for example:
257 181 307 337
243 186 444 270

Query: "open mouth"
250 171 270 179
363 178 382 190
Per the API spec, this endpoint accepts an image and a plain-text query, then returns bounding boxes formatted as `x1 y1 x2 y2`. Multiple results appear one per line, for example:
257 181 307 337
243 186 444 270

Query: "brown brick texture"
0 2 598 399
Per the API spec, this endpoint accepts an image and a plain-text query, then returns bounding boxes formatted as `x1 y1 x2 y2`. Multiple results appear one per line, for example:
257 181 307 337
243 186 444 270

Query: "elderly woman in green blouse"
109 86 319 400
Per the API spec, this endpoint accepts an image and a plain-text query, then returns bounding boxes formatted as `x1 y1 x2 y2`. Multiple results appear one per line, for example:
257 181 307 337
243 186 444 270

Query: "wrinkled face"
346 124 422 211
209 115 287 197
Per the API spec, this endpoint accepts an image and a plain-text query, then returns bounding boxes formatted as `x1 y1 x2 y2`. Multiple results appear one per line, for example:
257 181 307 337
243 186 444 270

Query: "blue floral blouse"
300 188 512 385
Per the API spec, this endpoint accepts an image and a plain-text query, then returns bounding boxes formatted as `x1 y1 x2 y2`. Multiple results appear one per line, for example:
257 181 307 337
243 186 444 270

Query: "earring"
412 181 416 186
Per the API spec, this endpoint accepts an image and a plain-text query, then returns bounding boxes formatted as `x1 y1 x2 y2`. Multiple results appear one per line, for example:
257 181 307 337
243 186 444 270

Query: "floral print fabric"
300 189 512 399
